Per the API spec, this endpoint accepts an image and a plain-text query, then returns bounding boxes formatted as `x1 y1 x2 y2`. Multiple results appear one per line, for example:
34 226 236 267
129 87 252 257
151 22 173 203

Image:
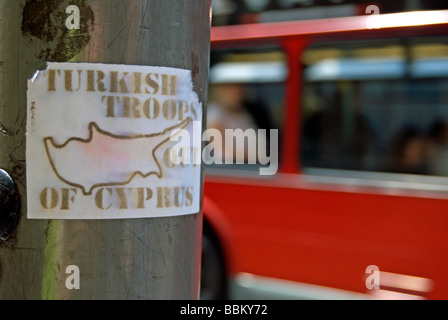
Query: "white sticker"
26 62 202 219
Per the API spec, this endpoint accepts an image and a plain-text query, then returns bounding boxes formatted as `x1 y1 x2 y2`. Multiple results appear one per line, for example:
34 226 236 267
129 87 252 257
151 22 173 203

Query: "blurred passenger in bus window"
207 83 258 163
207 83 257 133
387 126 429 175
302 86 375 171
428 120 448 176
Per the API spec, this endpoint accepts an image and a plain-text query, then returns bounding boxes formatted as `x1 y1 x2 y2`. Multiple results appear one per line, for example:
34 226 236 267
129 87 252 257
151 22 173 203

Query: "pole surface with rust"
0 0 210 299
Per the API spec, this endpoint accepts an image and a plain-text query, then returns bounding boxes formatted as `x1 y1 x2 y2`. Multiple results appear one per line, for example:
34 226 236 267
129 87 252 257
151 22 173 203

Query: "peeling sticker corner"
30 70 42 83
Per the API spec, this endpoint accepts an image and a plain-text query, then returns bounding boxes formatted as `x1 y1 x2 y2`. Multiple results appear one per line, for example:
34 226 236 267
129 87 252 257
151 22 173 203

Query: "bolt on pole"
0 0 210 299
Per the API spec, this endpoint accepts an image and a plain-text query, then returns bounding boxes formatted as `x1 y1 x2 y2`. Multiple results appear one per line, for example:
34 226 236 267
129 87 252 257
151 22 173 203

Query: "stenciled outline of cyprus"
43 117 191 195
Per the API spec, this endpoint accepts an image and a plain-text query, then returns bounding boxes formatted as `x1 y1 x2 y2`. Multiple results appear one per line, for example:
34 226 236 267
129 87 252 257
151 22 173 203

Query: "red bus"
201 10 448 300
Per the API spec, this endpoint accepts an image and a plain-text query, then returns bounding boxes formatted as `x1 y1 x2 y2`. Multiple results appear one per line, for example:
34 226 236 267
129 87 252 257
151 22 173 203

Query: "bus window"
301 37 448 177
206 47 286 170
